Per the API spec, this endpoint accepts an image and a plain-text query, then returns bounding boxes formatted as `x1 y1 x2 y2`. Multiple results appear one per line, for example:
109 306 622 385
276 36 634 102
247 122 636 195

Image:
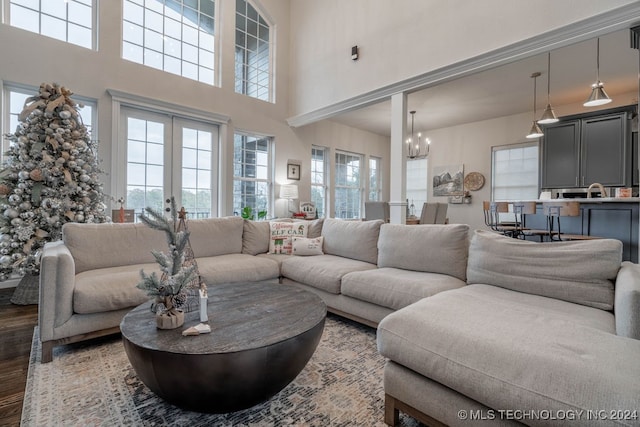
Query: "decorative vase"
156 309 185 329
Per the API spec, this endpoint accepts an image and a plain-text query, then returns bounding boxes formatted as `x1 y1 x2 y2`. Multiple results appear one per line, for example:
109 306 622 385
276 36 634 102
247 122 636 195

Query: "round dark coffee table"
120 281 326 413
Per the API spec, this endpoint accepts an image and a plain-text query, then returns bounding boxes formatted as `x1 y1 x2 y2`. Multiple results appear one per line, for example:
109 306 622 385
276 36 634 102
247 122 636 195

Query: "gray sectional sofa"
39 216 468 362
38 216 640 427
378 230 640 426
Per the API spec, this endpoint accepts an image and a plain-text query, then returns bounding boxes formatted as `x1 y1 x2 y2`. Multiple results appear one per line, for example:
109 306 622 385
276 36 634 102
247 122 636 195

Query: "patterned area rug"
22 315 422 426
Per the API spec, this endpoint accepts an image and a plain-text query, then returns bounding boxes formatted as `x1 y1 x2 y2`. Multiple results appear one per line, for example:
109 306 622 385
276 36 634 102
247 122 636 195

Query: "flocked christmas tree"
136 197 197 317
0 83 108 281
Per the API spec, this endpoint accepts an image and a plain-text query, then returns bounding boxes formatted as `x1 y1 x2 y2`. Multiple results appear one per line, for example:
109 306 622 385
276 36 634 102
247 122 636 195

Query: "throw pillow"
292 236 324 256
269 221 308 255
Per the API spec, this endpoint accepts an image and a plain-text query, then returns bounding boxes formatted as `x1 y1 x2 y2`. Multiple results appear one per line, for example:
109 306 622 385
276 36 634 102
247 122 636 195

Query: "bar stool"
483 201 517 237
542 201 600 241
511 201 550 241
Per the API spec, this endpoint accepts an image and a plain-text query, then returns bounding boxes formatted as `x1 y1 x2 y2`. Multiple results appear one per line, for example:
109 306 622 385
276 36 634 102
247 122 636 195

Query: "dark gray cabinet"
541 120 580 188
541 108 631 189
581 113 627 186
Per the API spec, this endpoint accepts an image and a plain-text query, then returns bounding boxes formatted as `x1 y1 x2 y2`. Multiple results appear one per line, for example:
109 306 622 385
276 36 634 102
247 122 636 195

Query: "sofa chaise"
377 230 640 426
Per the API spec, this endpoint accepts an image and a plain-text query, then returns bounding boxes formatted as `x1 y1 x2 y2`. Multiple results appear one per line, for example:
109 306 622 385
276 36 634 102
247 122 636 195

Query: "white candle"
199 288 208 322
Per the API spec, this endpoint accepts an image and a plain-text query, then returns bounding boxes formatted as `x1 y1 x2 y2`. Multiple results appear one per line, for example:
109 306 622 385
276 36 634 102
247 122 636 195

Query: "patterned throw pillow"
269 221 308 254
292 236 324 256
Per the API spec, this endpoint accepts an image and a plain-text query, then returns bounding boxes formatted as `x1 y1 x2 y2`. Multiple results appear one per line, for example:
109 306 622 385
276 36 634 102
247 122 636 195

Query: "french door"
120 108 218 220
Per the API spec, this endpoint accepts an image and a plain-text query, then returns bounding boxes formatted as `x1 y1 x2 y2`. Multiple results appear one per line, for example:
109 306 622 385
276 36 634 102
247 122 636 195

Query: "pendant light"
538 52 559 124
584 37 612 107
406 110 430 159
526 72 544 139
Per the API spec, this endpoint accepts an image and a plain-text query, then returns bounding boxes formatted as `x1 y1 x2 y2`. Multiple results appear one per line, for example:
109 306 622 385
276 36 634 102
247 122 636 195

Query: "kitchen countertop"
533 197 640 203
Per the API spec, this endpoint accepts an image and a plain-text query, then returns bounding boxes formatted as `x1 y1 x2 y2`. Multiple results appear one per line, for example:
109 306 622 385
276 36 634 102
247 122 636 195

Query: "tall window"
492 142 539 201
335 151 362 219
233 134 271 217
123 0 216 85
3 85 95 161
122 108 218 219
235 0 272 101
406 158 428 217
368 156 381 201
311 146 328 218
7 0 95 49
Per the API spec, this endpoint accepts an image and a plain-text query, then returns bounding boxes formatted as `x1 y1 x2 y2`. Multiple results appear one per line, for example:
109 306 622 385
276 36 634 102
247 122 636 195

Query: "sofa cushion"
467 230 621 310
269 222 308 254
377 285 640 417
281 254 377 294
187 216 244 257
197 253 280 285
341 267 465 311
73 263 159 314
321 219 383 264
242 220 270 255
292 236 324 256
63 222 167 274
295 218 324 238
377 224 469 281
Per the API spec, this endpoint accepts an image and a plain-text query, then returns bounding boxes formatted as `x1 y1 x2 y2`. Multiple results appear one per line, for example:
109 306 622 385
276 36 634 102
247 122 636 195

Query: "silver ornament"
0 255 11 265
18 170 30 180
4 208 18 218
59 110 71 119
10 218 23 226
75 213 85 222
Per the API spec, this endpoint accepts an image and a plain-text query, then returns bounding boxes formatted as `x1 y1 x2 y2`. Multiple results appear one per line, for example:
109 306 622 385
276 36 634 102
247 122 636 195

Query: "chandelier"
406 110 430 159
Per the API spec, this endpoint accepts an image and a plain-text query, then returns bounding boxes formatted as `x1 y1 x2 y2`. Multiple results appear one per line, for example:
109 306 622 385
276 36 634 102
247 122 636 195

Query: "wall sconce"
280 184 299 214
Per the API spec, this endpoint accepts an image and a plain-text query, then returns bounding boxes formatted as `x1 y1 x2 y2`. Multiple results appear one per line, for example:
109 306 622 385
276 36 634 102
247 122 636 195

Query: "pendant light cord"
547 52 551 103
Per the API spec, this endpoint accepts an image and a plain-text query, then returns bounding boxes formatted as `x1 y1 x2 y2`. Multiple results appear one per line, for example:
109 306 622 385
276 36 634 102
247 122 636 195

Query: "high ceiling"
330 29 638 137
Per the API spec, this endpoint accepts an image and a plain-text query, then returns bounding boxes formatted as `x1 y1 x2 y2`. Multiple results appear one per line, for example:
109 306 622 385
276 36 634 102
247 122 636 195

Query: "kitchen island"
521 198 639 262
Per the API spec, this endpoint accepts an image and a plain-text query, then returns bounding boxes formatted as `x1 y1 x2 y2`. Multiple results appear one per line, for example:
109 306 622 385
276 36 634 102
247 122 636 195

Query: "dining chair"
434 203 448 224
364 201 390 222
420 203 439 224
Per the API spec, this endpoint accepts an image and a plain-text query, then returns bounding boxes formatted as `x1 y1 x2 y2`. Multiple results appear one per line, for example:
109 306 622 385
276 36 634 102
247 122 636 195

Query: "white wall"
288 0 636 116
424 91 638 232
290 119 390 218
0 0 391 219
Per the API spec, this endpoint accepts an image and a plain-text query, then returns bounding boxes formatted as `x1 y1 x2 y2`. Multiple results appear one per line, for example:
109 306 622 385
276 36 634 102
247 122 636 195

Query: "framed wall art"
287 163 301 180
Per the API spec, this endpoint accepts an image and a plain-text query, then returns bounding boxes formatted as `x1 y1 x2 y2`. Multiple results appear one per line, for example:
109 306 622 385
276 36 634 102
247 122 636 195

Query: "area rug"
22 315 421 426
10 274 39 305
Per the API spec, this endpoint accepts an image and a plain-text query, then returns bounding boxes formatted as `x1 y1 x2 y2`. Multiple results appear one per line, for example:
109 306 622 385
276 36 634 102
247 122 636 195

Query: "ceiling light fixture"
526 72 544 139
406 110 430 159
584 37 612 107
538 52 559 124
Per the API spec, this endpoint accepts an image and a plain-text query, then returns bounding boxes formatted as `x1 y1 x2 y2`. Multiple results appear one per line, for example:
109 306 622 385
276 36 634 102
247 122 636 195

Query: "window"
233 134 271 217
368 156 381 201
122 108 218 219
492 142 539 201
235 0 272 101
123 0 216 85
311 146 328 218
3 85 96 161
7 0 95 49
335 151 362 219
406 158 428 217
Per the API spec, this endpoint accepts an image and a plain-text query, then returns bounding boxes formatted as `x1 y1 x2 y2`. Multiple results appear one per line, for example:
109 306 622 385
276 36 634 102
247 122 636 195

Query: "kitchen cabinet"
540 107 632 189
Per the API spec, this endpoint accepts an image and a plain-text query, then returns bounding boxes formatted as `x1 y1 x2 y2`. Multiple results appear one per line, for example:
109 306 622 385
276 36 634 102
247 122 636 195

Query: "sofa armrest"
614 261 640 340
39 241 76 342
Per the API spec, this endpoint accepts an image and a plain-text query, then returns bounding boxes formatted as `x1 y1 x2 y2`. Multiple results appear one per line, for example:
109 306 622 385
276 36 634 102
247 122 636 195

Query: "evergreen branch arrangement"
137 197 197 315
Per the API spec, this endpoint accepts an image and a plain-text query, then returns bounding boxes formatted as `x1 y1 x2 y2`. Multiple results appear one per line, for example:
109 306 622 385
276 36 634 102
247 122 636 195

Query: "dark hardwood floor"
0 287 38 427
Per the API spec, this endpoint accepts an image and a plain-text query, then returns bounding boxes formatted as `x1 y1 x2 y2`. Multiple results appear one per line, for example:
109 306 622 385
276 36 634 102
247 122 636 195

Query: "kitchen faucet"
586 183 607 198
